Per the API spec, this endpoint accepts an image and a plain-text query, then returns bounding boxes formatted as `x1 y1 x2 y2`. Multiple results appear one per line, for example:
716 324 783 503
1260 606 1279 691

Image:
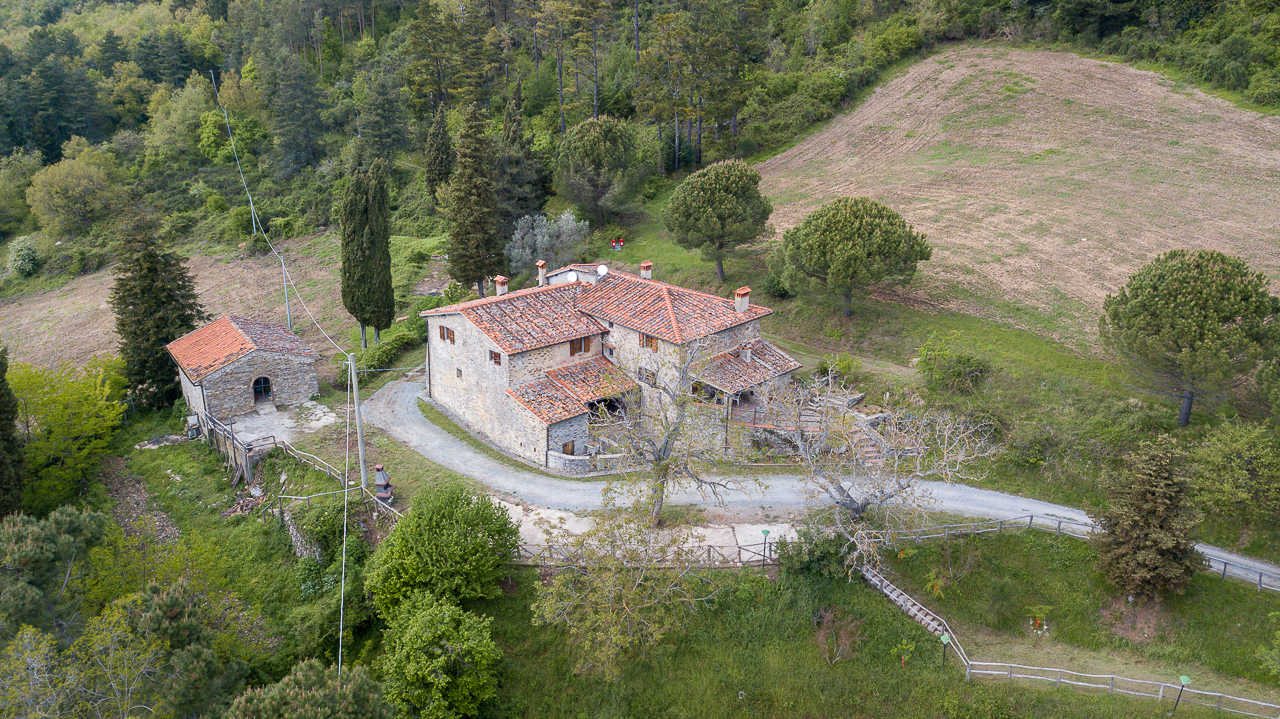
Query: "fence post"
1056 670 1061 687
1158 684 1164 702
1008 665 1013 680
944 526 949 542
1222 562 1228 580
965 664 971 682
1057 520 1062 536
1028 516 1034 529
1261 572 1265 592
997 520 1003 534
1109 677 1114 693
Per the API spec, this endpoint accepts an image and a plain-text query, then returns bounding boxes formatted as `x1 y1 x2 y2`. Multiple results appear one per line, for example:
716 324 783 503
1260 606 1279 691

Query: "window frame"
641 334 658 351
489 350 502 366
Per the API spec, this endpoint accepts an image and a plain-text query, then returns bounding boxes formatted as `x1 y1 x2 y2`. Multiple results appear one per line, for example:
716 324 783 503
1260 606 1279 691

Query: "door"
561 441 574 456
253 376 272 401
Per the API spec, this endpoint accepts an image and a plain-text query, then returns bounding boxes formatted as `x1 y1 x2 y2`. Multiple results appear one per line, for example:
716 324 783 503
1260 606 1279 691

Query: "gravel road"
363 379 1280 586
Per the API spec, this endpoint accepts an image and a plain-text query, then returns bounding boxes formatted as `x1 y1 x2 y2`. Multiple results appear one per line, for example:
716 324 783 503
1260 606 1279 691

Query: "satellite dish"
597 265 609 276
566 271 578 282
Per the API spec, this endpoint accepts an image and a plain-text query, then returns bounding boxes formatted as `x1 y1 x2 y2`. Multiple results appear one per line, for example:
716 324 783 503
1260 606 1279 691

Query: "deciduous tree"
108 211 208 408
25 153 126 238
375 591 501 718
1099 250 1278 426
506 210 588 277
663 159 772 282
771 197 931 316
443 103 502 297
1091 437 1204 601
531 489 725 677
1190 422 1280 524
366 482 518 615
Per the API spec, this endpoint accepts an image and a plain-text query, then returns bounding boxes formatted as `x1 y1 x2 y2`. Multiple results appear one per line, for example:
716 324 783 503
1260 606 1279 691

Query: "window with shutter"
489 350 502 365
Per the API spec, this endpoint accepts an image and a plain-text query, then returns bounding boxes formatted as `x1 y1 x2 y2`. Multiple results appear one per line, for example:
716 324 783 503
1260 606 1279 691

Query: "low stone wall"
546 450 632 476
281 508 322 561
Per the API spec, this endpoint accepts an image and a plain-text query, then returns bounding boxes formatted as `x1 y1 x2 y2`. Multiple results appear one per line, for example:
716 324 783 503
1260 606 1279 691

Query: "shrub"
366 482 519 614
204 193 229 214
298 501 366 565
776 521 852 579
814 352 866 387
353 330 417 372
226 659 392 719
1246 69 1280 106
5 236 41 277
376 591 501 719
762 272 791 298
916 336 991 395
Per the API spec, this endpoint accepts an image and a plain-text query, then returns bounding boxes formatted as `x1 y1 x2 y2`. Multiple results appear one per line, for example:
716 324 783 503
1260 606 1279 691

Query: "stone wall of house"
708 321 761 354
423 314 550 465
510 336 603 386
605 323 679 413
201 351 318 420
179 370 207 416
547 450 592 475
548 415 589 456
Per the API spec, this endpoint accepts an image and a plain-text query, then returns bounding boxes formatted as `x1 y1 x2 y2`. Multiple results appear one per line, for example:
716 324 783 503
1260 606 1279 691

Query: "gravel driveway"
363 378 1280 584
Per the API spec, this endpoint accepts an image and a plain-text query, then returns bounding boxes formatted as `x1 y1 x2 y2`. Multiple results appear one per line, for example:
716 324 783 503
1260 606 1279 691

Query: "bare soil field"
0 232 355 373
758 46 1280 343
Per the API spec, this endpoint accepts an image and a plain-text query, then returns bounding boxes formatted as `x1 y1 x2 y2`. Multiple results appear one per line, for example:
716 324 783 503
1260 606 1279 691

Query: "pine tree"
357 70 407 162
341 159 396 348
97 30 127 76
1091 438 1204 601
422 106 454 193
443 103 501 297
108 211 208 409
663 159 772 282
1100 250 1277 426
0 346 23 517
494 84 550 243
262 51 325 177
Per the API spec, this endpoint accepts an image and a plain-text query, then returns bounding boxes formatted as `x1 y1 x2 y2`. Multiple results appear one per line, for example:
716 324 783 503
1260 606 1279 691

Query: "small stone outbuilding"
167 314 320 420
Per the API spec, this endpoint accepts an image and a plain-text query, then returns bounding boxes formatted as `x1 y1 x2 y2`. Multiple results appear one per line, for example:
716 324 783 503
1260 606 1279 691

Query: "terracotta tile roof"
698 339 802 394
546 357 638 403
419 284 603 354
575 271 772 344
166 315 318 382
506 377 589 424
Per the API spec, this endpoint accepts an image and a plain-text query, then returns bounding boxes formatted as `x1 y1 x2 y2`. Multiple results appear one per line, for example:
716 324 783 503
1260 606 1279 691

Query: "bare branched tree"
593 339 757 526
530 487 725 677
762 379 1000 569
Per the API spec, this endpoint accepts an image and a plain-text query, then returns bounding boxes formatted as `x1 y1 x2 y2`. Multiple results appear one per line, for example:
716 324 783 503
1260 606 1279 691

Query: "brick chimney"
640 261 653 280
495 275 509 295
739 344 753 363
734 286 751 313
536 260 547 287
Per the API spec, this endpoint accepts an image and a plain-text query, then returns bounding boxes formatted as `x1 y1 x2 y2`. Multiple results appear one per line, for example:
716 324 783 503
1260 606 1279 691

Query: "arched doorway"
252 377 272 402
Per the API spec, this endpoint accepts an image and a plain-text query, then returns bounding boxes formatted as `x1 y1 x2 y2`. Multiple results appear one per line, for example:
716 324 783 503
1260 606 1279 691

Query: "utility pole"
348 354 369 489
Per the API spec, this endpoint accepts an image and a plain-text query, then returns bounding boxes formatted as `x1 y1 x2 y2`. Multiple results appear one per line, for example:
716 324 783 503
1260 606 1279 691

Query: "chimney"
536 260 547 287
640 260 653 280
739 345 753 363
734 286 751 313
495 275 509 296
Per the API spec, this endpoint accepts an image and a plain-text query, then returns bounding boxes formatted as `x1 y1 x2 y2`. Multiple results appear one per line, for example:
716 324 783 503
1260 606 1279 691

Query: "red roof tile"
546 357 638 403
575 271 771 344
698 339 801 394
506 378 589 424
420 284 603 354
166 315 318 381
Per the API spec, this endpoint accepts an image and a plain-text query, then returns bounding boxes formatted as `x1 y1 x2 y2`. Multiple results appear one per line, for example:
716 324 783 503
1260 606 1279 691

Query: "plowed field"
758 47 1280 342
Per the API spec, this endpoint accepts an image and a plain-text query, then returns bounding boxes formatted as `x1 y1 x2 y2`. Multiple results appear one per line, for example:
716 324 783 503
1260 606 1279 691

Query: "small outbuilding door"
253 377 272 402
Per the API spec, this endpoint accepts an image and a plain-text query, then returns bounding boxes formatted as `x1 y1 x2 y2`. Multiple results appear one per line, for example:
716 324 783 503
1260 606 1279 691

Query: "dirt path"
100 456 180 544
757 47 1280 342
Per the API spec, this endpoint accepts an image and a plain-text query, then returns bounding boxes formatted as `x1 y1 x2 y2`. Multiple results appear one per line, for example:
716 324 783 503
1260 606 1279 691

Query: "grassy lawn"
472 567 1213 718
884 529 1280 696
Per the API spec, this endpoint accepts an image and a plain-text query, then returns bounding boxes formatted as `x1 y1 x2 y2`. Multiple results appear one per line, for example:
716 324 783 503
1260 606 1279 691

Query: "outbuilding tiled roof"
546 357 638 403
166 315 318 382
506 378 590 424
420 284 603 354
698 339 802 394
575 271 771 344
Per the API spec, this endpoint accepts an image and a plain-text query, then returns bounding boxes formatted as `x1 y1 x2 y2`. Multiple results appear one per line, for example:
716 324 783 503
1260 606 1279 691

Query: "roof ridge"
419 281 577 316
224 315 256 349
661 286 682 344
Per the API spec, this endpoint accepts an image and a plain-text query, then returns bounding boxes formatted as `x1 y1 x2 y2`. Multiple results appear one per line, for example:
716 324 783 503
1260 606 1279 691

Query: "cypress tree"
494 83 551 244
341 159 395 348
108 211 208 409
1091 437 1204 601
0 346 23 517
422 106 453 193
443 103 501 297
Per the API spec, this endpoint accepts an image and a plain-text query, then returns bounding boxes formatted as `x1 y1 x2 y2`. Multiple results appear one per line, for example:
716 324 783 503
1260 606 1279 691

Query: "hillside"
758 47 1280 344
0 233 352 371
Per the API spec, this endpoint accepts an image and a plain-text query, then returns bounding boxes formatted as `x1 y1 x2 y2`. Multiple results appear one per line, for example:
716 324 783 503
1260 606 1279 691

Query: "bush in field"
366 482 519 614
5 236 40 277
915 336 991 395
1191 422 1280 524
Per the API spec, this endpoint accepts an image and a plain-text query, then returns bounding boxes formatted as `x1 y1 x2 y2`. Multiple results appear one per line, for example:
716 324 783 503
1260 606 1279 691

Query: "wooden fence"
514 539 775 568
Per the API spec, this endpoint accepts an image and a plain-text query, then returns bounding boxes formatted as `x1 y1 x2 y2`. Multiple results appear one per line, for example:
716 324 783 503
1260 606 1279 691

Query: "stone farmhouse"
419 261 800 472
167 314 320 420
